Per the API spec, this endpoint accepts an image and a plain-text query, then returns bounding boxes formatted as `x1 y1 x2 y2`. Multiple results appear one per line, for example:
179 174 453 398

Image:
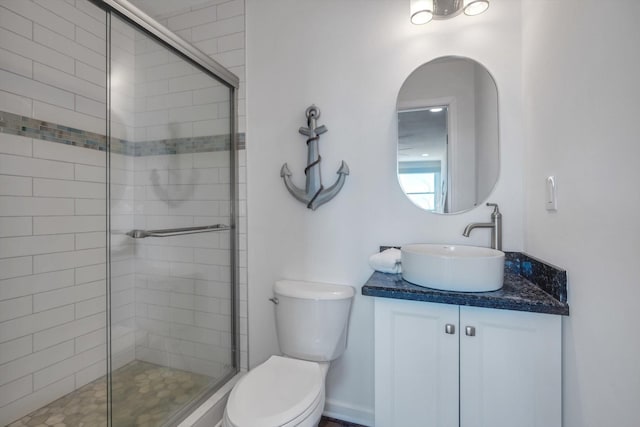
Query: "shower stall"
0 0 239 425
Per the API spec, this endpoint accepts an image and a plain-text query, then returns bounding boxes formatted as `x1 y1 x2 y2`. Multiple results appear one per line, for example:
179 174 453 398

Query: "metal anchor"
281 105 349 210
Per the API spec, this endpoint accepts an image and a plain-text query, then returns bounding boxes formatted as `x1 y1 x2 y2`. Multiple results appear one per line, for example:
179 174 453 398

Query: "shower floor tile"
8 360 211 427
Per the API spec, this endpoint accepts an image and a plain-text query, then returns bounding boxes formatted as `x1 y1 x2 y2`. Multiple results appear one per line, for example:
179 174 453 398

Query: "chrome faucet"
462 203 502 251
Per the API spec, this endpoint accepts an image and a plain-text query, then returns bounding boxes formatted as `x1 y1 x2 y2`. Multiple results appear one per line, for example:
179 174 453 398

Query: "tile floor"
8 361 211 427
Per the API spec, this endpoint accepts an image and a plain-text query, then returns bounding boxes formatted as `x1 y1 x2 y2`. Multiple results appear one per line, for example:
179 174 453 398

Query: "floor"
319 416 368 427
8 361 211 427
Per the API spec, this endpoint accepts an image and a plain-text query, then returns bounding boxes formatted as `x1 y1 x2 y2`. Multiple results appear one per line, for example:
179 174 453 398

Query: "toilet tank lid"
275 280 355 300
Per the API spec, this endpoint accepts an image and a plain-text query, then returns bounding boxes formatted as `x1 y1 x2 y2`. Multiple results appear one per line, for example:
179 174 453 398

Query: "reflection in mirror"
397 56 499 214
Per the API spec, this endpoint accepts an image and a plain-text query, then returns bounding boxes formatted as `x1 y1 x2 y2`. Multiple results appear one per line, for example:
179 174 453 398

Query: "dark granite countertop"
362 252 570 316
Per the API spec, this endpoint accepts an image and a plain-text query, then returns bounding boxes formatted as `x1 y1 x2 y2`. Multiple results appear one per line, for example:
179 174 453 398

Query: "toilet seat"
224 356 325 427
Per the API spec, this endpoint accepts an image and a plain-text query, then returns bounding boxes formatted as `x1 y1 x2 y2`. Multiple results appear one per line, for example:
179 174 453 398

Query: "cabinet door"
459 306 561 427
375 299 459 427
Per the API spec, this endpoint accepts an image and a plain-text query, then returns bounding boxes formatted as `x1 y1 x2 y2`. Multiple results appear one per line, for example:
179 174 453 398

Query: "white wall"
521 1 640 426
246 0 524 423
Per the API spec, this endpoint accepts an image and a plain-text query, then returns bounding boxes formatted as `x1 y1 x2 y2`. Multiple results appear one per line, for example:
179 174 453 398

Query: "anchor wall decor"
281 105 349 210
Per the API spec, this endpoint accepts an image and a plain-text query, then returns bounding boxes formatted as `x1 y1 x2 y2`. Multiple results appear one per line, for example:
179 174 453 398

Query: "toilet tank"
274 280 355 362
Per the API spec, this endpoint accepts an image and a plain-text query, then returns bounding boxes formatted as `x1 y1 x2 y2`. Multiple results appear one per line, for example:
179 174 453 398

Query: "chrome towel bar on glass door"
126 224 230 239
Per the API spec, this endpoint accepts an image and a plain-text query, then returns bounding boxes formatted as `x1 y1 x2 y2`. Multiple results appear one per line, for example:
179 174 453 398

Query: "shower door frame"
90 0 241 425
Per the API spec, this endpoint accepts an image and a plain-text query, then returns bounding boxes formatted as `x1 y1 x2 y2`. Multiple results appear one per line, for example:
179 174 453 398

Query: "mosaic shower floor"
8 361 211 427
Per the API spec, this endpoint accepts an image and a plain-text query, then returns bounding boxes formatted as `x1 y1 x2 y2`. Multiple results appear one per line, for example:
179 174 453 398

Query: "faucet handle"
486 202 501 216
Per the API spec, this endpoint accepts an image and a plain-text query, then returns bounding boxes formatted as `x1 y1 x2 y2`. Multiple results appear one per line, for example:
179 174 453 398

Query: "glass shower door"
108 12 236 426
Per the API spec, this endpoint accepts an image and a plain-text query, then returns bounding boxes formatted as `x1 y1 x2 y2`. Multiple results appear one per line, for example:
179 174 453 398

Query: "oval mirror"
396 56 499 214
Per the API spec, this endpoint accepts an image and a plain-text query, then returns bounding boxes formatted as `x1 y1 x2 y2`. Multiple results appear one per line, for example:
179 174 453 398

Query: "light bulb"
410 0 434 25
463 0 489 16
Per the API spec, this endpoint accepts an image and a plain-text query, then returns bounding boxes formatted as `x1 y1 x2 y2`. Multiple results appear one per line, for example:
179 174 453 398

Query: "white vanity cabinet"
374 298 561 427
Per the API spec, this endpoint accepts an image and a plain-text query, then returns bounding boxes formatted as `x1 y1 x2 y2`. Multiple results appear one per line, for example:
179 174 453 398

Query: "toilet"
223 280 355 427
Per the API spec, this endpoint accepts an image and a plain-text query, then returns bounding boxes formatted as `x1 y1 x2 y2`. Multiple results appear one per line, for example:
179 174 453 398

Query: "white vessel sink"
401 244 505 292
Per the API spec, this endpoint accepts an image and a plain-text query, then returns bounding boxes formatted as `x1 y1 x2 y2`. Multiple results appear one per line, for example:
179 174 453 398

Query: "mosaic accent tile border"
0 110 245 156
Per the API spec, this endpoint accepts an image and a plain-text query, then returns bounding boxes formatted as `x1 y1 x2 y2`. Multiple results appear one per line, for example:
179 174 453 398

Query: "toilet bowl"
223 280 355 427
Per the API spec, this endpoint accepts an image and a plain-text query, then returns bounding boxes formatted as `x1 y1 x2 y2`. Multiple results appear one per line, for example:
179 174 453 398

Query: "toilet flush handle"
269 297 279 304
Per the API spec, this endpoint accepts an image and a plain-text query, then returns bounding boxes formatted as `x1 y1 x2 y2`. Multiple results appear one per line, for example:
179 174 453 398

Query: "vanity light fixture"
429 107 444 112
410 0 489 25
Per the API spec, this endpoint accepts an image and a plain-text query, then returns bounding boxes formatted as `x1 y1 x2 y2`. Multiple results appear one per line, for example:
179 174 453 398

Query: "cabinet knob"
445 324 456 335
465 326 476 336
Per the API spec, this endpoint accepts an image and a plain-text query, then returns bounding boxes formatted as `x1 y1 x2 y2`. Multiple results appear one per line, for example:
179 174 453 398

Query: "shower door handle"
126 224 230 238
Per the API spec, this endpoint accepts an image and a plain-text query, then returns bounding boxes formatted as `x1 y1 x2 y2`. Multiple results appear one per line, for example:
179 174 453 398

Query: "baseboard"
323 398 374 427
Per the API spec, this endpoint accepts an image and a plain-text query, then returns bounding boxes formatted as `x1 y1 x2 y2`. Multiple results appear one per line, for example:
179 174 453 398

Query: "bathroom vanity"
363 252 569 427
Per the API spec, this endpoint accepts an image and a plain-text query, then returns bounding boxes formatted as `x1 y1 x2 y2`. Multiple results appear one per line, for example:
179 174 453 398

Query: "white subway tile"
0 133 32 157
3 0 74 39
0 27 74 75
166 5 217 31
0 217 32 238
145 90 192 111
144 61 196 83
0 47 33 78
0 256 32 280
133 110 168 127
33 343 105 390
169 168 219 185
0 305 74 344
192 85 230 105
33 62 104 103
0 375 74 427
33 280 104 313
0 5 33 39
34 0 106 40
0 269 73 301
34 24 104 71
74 359 105 388
0 89 32 117
169 103 218 122
0 234 74 258
33 312 104 351
33 247 104 274
0 375 32 407
217 0 244 20
0 295 32 322
193 118 229 137
74 164 106 183
33 100 105 135
33 215 104 235
75 95 106 119
0 175 32 196
0 340 73 388
0 335 32 365
75 327 105 353
147 305 194 326
0 153 74 179
0 196 74 216
75 295 106 319
75 60 105 87
193 151 230 168
75 263 105 284
0 69 74 110
75 26 105 56
213 48 245 68
75 0 107 25
33 178 105 199
169 72 218 92
75 198 106 215
192 16 244 42
75 231 105 250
